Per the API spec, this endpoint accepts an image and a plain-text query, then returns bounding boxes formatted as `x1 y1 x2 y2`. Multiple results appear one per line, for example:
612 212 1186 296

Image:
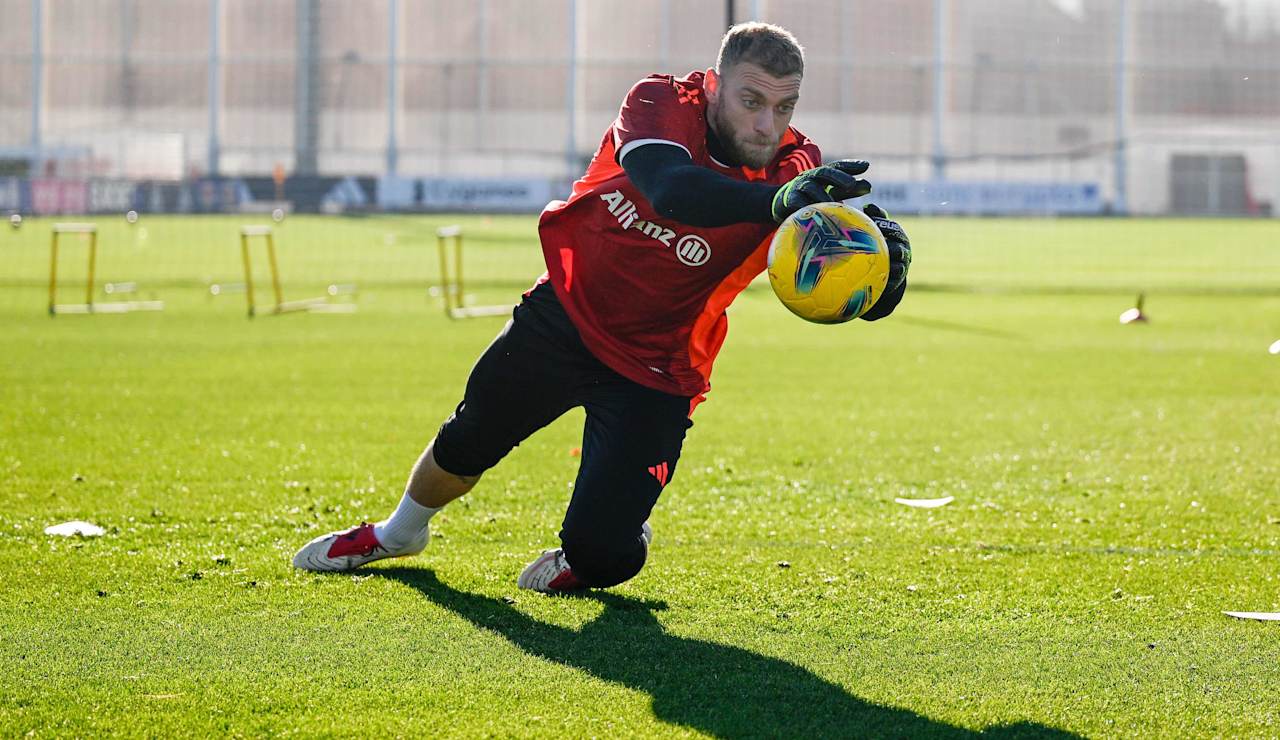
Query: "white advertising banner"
378 176 556 212
849 182 1104 215
89 180 137 213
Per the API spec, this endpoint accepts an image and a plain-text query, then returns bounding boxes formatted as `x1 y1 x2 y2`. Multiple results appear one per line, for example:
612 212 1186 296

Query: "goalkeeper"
293 22 912 592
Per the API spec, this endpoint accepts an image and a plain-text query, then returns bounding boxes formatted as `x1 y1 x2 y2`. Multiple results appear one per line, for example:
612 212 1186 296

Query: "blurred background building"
1 0 1277 215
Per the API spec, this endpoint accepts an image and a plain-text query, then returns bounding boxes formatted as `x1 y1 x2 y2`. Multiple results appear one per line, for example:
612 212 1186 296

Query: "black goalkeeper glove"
859 203 911 321
864 203 910 294
770 159 872 223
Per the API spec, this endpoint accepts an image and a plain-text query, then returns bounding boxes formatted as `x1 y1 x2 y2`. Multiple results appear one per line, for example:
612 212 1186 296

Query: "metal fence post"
207 0 221 176
478 0 488 153
30 0 43 155
1114 0 1130 215
931 0 948 181
565 0 578 177
386 0 399 175
295 0 320 175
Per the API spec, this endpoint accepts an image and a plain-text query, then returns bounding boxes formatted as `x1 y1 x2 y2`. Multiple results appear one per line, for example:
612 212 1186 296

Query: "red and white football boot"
516 549 586 593
517 522 652 593
291 522 427 572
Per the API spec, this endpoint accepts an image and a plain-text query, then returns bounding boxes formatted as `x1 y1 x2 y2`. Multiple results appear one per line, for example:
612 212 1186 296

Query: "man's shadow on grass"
377 568 1078 739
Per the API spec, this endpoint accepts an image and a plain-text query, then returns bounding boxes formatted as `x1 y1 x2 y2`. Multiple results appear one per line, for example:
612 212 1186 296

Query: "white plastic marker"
44 520 106 537
894 496 955 509
1269 340 1280 355
1223 611 1280 621
1119 293 1148 325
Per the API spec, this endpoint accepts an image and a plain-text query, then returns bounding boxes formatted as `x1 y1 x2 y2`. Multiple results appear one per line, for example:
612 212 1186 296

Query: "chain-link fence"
1 0 1278 215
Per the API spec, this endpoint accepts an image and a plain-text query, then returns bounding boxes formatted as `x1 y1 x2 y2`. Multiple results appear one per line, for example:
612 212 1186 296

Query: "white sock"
373 492 439 550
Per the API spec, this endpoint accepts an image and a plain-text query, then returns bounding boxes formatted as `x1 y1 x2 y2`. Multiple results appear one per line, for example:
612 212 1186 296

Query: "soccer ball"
766 201 890 324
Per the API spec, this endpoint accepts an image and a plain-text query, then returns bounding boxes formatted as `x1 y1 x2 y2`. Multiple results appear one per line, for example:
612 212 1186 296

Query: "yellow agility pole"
435 225 510 320
48 223 163 316
238 225 352 318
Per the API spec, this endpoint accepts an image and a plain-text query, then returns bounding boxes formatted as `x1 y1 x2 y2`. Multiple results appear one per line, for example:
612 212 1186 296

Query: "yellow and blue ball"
766 201 890 324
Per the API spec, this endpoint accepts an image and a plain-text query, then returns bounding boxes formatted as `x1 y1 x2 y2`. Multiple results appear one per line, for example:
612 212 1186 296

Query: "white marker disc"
1224 611 1280 621
44 520 106 537
894 496 955 509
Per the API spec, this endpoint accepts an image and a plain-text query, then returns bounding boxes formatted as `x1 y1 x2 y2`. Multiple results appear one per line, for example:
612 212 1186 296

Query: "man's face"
705 61 802 170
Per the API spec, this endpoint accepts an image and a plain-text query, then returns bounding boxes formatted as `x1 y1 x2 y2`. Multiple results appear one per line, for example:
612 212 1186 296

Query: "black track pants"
432 282 693 587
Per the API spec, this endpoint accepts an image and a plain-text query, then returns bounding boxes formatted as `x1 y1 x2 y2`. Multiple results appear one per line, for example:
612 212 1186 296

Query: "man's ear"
705 67 719 102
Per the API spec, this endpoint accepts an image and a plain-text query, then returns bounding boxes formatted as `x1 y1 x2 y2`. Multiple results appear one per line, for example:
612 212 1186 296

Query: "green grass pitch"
2 214 1279 736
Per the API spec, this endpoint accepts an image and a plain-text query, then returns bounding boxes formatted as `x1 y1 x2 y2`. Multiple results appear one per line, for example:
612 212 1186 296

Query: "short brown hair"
716 22 805 78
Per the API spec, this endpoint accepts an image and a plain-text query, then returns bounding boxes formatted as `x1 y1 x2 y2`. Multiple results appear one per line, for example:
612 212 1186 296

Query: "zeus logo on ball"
599 190 713 267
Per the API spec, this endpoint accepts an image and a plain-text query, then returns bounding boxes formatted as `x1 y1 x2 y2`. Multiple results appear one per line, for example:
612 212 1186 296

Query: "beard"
710 106 778 170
